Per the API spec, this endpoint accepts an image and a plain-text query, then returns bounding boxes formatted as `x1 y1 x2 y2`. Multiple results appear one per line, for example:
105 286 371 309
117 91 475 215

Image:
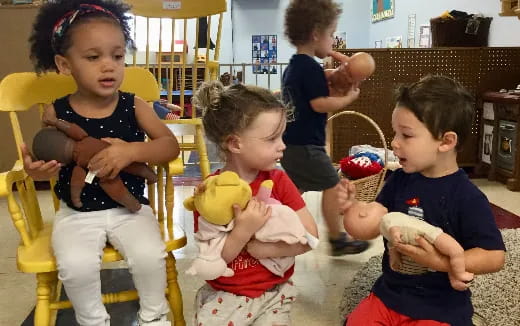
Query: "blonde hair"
192 81 286 153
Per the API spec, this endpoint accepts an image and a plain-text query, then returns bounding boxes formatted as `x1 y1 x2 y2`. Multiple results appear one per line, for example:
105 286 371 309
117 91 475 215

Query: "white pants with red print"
194 281 297 326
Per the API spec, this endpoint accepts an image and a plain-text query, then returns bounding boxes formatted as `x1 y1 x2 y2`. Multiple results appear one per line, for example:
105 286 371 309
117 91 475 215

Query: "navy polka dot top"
53 91 149 211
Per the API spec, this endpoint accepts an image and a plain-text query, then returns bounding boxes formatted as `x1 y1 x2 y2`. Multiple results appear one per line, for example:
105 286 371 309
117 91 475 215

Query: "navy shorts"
280 144 340 192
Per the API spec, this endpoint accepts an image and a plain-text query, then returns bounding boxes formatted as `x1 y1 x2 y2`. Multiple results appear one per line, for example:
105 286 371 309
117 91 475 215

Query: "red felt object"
339 155 382 180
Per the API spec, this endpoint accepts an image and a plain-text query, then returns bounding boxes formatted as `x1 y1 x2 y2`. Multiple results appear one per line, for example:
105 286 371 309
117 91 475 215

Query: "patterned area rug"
339 228 520 326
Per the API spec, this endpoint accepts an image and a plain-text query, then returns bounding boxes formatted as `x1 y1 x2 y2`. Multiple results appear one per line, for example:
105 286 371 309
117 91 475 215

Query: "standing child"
281 0 368 255
191 81 319 326
344 75 505 326
22 1 180 325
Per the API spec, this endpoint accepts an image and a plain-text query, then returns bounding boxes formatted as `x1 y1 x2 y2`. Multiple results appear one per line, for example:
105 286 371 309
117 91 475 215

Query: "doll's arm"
98 177 142 213
70 165 87 208
122 163 158 184
50 119 88 141
434 233 474 291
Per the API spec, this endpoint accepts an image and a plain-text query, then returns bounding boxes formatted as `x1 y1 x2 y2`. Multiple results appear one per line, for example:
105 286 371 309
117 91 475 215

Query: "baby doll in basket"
183 171 319 280
32 119 157 213
343 201 474 291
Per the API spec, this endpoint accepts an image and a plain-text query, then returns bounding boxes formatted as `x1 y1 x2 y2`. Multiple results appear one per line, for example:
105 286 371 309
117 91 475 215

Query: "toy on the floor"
328 51 375 95
153 100 181 120
339 151 383 180
343 201 474 291
183 171 318 280
32 119 158 212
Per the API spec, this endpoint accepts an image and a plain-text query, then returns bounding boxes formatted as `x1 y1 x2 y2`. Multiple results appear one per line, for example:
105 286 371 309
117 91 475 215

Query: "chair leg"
35 272 53 326
195 125 210 179
166 252 185 326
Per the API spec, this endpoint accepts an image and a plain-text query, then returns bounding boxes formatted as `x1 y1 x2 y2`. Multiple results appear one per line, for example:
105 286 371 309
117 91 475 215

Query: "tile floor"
0 178 519 325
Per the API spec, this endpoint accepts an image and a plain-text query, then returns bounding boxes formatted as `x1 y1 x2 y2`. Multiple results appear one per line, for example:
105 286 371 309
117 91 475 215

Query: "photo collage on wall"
252 35 277 74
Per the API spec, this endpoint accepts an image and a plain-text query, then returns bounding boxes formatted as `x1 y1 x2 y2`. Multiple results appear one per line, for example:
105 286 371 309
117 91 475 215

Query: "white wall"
339 0 371 48
369 0 520 48
226 0 372 89
127 0 520 89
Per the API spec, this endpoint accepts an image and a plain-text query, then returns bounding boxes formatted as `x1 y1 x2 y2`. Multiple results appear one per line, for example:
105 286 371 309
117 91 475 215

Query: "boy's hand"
338 178 356 213
88 138 133 179
394 236 450 272
341 84 361 106
21 143 61 181
233 198 271 237
325 51 355 96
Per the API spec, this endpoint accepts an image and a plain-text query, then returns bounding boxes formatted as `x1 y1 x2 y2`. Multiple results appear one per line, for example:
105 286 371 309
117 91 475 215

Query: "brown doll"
32 119 157 212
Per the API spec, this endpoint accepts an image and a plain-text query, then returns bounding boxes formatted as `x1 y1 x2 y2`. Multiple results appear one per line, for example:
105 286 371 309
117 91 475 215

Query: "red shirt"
193 169 306 298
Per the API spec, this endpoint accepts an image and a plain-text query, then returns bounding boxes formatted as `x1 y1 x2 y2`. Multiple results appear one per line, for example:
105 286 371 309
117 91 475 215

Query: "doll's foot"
329 232 369 256
117 194 142 213
142 168 158 184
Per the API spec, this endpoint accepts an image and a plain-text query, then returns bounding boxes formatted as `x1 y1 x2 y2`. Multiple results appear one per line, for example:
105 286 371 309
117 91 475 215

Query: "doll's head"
183 171 252 225
343 201 387 240
32 128 74 164
347 52 376 82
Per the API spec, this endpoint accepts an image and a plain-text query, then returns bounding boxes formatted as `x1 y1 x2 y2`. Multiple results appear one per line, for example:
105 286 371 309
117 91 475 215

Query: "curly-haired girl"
23 1 180 325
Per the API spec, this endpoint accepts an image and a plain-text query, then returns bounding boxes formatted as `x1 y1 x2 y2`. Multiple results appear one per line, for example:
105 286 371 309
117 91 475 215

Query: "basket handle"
328 110 388 167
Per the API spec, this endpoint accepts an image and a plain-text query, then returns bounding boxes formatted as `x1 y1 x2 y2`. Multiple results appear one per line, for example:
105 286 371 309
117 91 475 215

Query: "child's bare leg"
434 233 473 291
324 184 368 255
322 184 342 238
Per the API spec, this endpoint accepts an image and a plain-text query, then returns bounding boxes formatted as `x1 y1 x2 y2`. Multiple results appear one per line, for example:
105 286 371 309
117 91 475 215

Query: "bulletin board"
252 35 278 74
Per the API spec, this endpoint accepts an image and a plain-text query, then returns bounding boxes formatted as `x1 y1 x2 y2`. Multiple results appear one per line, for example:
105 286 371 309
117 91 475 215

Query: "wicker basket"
328 110 388 202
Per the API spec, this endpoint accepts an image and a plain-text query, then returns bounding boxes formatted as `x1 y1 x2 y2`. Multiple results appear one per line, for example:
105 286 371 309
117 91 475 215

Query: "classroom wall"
369 0 520 48
0 7 41 172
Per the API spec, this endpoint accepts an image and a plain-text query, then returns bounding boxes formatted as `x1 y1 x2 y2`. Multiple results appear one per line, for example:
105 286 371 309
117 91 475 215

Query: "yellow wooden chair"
126 0 228 179
0 67 187 326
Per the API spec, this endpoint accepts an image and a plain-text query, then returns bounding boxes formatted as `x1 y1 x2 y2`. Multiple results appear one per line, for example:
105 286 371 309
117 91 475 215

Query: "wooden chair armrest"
0 168 26 197
167 157 184 176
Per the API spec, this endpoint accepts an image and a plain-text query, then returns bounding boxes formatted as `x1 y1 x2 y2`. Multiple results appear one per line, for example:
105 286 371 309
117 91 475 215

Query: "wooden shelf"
0 3 42 9
476 92 520 191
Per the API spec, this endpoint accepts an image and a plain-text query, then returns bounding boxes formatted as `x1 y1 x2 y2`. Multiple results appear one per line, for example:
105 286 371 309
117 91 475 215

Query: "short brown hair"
192 81 286 153
395 75 475 151
284 0 342 46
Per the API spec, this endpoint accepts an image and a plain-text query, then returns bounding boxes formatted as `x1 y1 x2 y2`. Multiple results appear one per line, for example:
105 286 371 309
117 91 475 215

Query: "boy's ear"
226 134 241 154
54 55 72 75
439 131 458 152
311 28 320 41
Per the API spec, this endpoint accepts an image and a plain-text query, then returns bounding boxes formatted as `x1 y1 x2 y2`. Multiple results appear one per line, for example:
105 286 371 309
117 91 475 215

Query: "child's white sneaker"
137 313 170 326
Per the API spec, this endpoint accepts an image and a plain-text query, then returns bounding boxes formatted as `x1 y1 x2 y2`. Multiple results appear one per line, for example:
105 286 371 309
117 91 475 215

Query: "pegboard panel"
330 47 520 166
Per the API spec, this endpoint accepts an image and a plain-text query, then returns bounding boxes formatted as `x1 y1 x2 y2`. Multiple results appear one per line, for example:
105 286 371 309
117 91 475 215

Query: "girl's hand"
21 143 61 181
233 198 271 238
338 178 356 213
87 138 133 179
394 236 450 272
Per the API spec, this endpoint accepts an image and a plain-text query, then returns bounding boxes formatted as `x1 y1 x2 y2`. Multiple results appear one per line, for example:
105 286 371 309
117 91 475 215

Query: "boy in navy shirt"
281 0 368 255
344 75 506 326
